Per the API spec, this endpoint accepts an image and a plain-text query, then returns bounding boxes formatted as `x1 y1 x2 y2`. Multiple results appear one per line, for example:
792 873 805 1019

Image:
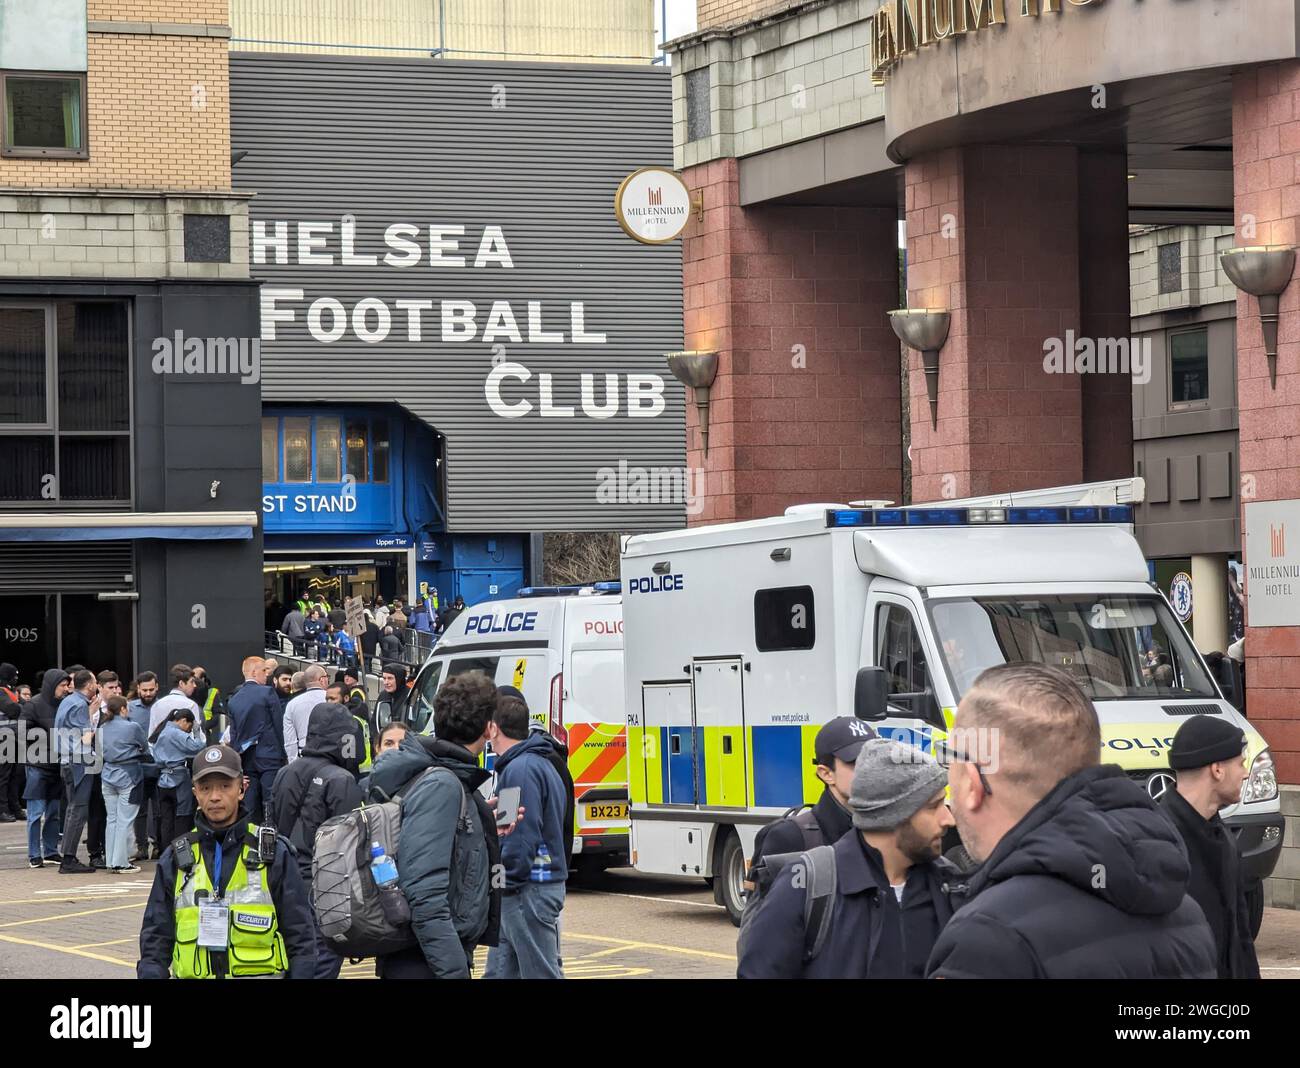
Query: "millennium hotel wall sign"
870 0 1113 85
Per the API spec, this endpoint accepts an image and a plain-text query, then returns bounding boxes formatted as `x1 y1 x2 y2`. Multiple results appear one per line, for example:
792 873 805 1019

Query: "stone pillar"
680 157 903 523
904 144 1131 502
1191 553 1229 654
1078 151 1136 483
1232 62 1300 786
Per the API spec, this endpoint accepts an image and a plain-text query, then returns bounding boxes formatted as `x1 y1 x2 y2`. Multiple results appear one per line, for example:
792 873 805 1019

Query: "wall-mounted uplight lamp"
665 350 720 456
1220 245 1295 389
888 309 951 428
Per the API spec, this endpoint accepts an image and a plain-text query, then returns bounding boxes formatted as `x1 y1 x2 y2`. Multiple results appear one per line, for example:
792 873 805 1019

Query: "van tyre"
717 832 745 927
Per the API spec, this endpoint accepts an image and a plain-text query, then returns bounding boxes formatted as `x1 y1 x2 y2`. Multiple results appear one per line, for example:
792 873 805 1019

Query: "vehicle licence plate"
584 803 629 821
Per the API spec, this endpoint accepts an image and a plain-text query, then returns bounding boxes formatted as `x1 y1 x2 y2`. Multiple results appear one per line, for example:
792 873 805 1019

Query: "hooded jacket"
21 669 69 790
271 703 364 883
493 730 569 888
926 765 1218 979
137 807 318 979
373 664 408 729
367 734 501 979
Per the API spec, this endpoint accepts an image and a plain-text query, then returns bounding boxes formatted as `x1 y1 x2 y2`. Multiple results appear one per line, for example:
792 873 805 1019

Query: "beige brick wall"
0 192 250 280
699 0 802 31
1129 225 1236 319
0 32 230 192
89 0 228 23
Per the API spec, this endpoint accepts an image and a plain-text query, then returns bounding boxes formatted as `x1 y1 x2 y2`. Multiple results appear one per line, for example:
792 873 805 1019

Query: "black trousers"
133 778 160 850
86 773 106 856
155 783 195 850
0 753 24 816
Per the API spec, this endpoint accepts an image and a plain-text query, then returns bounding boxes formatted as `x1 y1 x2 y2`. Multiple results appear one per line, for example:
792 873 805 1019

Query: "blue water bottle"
370 841 398 886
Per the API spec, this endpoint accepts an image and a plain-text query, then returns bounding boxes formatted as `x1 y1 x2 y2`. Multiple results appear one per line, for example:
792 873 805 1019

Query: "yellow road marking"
0 901 147 929
70 937 136 950
583 943 640 958
562 931 736 961
0 932 134 968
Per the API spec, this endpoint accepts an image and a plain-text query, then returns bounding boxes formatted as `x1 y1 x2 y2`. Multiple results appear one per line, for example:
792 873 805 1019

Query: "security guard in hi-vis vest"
137 744 317 979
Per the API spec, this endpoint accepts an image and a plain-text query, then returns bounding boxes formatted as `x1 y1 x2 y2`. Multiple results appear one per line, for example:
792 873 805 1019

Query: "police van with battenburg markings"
620 479 1283 923
402 584 629 870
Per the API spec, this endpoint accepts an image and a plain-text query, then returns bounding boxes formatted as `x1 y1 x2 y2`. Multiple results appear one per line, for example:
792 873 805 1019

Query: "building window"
1 72 87 158
1158 242 1182 294
372 419 390 484
754 586 815 651
0 300 129 504
1169 328 1209 408
345 420 368 483
316 418 342 482
282 417 312 482
261 418 278 481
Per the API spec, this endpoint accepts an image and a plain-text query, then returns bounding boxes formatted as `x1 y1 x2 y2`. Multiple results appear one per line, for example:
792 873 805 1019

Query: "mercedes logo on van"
1145 772 1175 801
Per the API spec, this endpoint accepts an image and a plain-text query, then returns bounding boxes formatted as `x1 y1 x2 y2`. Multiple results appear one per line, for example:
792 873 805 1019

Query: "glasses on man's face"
933 737 993 797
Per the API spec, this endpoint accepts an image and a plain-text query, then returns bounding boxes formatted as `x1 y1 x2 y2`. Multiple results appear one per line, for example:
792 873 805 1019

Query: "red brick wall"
904 144 1085 502
682 157 902 523
1232 62 1300 785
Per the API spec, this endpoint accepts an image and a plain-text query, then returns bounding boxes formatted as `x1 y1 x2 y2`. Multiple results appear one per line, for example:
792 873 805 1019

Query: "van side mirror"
854 666 889 722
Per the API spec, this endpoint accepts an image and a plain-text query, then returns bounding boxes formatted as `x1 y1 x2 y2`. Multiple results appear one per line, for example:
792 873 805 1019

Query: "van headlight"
1241 748 1278 805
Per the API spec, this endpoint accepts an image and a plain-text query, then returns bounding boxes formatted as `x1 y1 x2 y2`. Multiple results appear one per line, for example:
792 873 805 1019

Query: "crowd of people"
1 654 1264 981
737 663 1261 980
269 590 467 673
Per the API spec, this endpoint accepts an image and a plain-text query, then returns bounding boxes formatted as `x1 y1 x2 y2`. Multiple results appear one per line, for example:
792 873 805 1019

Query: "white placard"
1244 499 1300 627
614 168 692 244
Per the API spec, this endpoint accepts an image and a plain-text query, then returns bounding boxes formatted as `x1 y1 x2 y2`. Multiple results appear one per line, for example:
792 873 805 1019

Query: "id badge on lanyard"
197 845 229 950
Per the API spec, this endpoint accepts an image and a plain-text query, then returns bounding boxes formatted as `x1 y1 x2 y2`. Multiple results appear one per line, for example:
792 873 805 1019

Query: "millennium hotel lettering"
870 0 1108 84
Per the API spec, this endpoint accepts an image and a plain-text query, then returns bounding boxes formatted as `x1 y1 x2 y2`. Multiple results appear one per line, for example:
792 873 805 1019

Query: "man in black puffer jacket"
272 702 363 979
927 663 1216 979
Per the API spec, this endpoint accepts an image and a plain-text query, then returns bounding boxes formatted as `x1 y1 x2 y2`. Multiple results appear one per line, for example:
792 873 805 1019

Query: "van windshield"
929 594 1217 701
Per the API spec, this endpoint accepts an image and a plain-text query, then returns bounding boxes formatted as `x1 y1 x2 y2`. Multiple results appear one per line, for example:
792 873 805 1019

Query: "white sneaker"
112 865 141 874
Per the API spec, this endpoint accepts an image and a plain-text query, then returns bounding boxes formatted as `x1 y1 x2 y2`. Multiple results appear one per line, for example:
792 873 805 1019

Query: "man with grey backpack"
738 737 962 979
363 671 503 979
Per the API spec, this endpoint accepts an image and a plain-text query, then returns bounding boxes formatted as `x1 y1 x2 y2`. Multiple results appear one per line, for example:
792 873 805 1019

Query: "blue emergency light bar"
824 504 1134 528
517 582 621 597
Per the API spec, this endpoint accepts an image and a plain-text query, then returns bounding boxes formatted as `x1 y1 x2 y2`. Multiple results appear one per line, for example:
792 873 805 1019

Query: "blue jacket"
126 698 152 738
152 723 206 789
54 691 93 789
100 716 150 790
738 828 959 979
493 731 569 888
226 680 286 771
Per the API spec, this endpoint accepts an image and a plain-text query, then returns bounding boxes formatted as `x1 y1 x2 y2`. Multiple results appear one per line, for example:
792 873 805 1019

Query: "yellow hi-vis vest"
201 687 220 725
172 826 288 979
354 715 372 772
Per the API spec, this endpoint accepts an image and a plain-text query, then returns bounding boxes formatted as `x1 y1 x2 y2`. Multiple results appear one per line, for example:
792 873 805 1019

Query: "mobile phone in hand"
494 786 522 827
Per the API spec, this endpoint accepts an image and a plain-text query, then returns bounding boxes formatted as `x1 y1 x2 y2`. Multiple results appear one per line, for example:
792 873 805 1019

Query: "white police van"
621 479 1283 922
402 584 629 868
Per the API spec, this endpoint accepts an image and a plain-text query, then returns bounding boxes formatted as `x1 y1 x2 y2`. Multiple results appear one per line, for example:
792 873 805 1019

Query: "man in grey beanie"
738 737 959 979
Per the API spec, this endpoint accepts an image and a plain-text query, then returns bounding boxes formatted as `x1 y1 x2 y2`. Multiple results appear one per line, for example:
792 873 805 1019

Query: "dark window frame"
1167 325 1210 412
0 299 132 508
1 70 89 160
753 585 816 652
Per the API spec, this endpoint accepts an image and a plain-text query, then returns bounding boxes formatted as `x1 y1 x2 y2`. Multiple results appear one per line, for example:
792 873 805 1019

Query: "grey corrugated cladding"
230 53 686 532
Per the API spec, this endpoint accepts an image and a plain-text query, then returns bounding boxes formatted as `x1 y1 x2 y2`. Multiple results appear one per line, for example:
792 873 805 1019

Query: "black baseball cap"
813 716 877 766
192 744 243 782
